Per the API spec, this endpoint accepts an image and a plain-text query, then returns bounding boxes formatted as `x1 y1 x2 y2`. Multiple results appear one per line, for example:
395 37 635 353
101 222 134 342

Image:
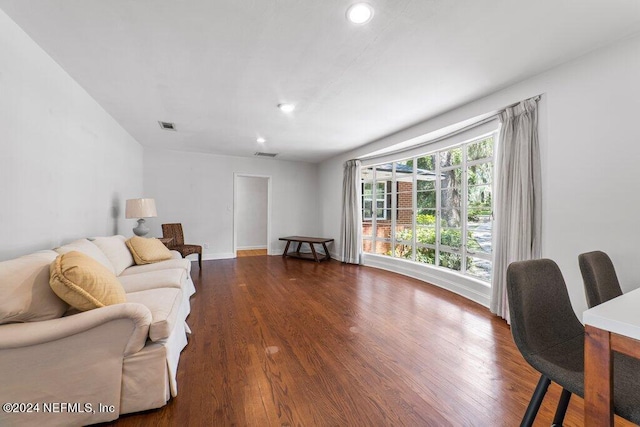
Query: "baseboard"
362 254 490 307
185 252 236 261
237 245 267 250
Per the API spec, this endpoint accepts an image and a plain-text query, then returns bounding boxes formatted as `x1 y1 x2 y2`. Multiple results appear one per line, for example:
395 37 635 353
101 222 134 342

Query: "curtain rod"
356 94 542 163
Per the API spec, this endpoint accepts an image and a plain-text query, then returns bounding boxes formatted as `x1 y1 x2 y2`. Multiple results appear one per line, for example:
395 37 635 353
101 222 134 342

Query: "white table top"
583 286 640 341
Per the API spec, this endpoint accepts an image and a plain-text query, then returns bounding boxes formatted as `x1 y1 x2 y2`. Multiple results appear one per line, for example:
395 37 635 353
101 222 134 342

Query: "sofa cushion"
91 235 134 276
120 257 191 276
126 237 172 265
50 251 126 312
118 269 187 293
55 239 115 274
126 288 182 342
0 250 68 324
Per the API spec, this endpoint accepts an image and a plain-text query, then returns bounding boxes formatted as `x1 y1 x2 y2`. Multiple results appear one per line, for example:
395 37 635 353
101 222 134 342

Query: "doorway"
233 174 271 257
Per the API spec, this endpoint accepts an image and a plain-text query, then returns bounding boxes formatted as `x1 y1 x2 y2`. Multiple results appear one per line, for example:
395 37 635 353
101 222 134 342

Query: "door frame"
233 173 272 257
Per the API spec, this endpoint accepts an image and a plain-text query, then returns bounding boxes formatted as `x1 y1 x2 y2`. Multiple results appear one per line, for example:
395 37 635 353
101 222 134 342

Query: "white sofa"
0 236 196 426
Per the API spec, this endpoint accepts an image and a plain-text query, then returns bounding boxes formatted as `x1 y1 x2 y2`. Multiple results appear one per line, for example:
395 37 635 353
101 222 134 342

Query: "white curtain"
340 159 362 264
491 97 542 322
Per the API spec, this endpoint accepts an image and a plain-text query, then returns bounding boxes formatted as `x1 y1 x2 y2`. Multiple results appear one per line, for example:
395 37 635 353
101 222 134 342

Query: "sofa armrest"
0 302 151 356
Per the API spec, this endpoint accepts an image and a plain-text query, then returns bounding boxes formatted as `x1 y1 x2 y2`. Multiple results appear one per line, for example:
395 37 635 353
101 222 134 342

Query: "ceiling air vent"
158 121 176 131
254 152 278 158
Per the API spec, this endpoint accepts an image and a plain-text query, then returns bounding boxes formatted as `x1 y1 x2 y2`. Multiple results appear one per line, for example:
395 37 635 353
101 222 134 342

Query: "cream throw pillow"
49 251 126 312
126 237 172 265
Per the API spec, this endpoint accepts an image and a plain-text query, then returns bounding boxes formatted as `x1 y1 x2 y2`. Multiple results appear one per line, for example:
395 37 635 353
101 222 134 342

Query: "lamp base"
133 218 150 237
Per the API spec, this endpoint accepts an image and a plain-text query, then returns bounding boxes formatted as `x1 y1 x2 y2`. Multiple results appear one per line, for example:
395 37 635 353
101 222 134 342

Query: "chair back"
162 223 185 246
507 259 584 359
578 251 623 308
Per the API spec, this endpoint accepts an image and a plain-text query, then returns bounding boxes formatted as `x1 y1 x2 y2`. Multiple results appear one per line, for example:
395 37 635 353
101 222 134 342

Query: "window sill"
361 253 491 307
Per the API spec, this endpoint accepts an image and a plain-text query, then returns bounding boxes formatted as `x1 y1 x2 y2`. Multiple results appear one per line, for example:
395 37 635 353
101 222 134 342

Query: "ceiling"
2 0 640 163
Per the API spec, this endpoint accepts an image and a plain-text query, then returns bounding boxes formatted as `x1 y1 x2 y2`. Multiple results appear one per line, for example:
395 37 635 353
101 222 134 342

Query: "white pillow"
54 239 115 274
0 251 68 324
91 235 134 276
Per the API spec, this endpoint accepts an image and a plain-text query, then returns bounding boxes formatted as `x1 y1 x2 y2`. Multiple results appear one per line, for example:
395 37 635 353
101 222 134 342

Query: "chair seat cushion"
126 237 173 265
49 251 127 312
118 269 187 293
526 334 584 396
126 288 182 342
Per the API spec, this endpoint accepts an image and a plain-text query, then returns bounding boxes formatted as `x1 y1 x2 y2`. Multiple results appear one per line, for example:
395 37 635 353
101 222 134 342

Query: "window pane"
363 205 373 220
375 240 391 256
362 182 373 196
467 138 494 161
416 226 436 245
416 247 436 264
468 163 492 186
377 208 391 221
439 251 462 271
468 185 492 209
417 179 436 191
440 208 461 228
363 238 374 253
441 188 461 208
440 147 462 167
376 223 392 239
361 167 374 180
395 159 414 179
467 224 492 254
416 154 436 172
441 168 462 185
394 243 413 259
395 224 412 242
440 228 462 248
374 164 393 181
362 220 373 238
416 209 436 225
466 256 492 282
417 191 436 209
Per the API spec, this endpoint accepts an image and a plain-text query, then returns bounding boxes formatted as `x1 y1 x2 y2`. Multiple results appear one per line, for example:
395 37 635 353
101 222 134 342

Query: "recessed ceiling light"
346 3 374 24
278 103 295 113
257 137 266 144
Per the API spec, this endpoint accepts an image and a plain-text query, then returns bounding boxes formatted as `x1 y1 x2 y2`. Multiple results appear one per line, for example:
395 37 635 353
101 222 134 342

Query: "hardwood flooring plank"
103 256 635 427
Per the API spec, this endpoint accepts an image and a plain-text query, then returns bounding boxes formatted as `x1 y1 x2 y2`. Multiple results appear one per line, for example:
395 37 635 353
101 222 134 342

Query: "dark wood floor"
106 256 633 426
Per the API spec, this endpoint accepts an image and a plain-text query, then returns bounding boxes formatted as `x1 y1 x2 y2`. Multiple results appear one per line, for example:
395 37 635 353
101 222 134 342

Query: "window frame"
361 132 496 283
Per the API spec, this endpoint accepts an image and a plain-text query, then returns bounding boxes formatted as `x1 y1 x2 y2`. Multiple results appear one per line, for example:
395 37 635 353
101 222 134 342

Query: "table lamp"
125 198 157 237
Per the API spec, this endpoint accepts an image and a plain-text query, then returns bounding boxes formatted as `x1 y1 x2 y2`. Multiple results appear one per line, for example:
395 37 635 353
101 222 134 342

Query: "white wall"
236 176 268 249
320 32 640 316
144 148 320 259
0 10 143 261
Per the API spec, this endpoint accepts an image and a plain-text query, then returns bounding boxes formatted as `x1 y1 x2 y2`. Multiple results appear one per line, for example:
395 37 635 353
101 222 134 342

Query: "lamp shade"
125 198 157 219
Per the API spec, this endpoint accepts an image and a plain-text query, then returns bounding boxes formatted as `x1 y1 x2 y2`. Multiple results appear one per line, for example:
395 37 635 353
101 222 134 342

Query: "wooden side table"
279 236 334 262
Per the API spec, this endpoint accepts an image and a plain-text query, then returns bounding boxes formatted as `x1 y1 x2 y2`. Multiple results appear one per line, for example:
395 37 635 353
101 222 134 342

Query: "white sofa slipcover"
0 236 196 426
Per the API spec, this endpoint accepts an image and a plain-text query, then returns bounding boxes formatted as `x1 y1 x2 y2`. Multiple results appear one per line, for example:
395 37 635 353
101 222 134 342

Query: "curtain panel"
491 97 542 322
340 159 362 264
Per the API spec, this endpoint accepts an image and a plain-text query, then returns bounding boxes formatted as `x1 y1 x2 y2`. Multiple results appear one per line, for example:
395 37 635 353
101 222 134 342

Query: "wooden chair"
162 223 202 269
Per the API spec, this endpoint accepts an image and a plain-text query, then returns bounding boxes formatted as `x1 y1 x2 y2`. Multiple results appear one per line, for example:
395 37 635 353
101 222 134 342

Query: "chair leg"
551 388 572 427
521 375 551 427
198 252 202 269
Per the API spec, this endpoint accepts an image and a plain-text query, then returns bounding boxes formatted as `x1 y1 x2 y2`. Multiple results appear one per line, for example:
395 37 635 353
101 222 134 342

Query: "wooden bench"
279 236 334 262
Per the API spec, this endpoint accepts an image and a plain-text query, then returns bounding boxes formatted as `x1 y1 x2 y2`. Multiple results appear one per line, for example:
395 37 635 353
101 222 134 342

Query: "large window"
361 134 495 283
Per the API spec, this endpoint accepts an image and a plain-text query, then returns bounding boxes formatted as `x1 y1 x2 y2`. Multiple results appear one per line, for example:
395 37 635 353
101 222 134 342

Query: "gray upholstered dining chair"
578 250 623 308
507 258 640 426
